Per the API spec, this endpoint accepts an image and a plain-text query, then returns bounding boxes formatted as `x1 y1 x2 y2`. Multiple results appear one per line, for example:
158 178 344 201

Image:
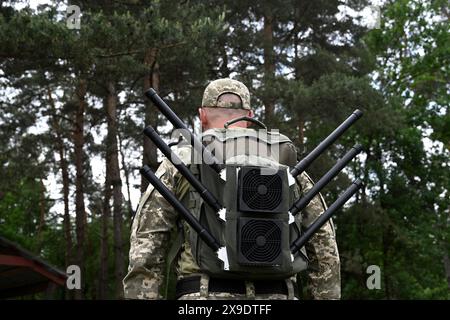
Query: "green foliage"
0 179 42 247
337 0 450 299
0 0 448 300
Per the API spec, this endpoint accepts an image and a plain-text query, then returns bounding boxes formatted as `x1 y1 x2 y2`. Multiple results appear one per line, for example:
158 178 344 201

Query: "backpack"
177 126 309 280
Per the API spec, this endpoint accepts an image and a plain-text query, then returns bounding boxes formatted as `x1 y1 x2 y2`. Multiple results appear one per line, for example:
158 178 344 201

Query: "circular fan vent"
241 169 283 211
240 219 282 263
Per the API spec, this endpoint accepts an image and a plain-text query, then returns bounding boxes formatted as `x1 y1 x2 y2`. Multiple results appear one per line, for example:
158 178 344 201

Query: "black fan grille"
241 169 282 211
240 219 282 263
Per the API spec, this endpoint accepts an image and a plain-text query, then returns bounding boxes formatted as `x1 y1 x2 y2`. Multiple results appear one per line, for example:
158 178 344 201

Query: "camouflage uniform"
123 79 341 300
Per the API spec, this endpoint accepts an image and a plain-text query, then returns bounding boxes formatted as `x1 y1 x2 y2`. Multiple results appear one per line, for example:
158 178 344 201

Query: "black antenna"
144 126 222 213
140 165 221 251
290 179 362 253
145 88 222 173
290 110 363 178
290 144 363 216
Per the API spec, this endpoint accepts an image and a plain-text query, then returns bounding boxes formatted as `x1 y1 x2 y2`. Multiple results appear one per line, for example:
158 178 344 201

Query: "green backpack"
176 127 309 280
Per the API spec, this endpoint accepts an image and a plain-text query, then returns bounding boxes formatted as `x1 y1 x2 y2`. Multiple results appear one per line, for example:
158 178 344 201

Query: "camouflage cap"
202 78 251 110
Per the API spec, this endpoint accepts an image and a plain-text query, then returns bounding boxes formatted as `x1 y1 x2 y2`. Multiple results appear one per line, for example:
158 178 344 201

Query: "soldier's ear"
199 107 208 129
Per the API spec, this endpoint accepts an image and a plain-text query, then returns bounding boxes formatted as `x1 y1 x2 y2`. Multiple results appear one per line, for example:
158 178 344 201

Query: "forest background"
0 0 448 299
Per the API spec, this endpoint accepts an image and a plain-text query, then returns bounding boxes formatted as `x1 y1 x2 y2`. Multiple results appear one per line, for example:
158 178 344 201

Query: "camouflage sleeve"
296 172 341 300
122 158 178 299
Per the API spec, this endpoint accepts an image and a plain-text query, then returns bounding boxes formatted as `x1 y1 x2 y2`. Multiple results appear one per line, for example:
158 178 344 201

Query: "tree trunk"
48 87 73 299
263 4 275 125
105 81 125 298
73 79 87 299
35 179 46 252
98 164 111 300
141 48 160 192
59 143 73 269
59 145 73 268
59 138 73 300
118 132 133 219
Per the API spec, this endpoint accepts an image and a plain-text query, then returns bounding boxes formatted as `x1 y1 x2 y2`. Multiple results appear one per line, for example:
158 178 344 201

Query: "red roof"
0 236 67 299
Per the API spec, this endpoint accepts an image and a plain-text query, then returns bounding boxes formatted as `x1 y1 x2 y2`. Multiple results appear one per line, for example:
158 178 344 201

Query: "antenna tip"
353 179 363 188
145 88 157 99
143 126 155 136
140 165 152 175
353 109 363 118
353 144 363 152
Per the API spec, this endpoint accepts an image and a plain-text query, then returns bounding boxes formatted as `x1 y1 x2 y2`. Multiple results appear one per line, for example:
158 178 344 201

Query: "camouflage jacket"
123 144 341 299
